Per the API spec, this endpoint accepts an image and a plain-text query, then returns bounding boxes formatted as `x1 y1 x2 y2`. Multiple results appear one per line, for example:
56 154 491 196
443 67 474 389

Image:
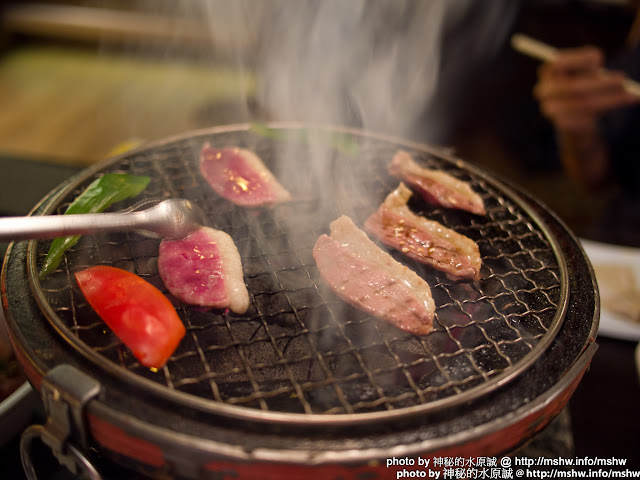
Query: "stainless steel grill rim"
25 123 569 425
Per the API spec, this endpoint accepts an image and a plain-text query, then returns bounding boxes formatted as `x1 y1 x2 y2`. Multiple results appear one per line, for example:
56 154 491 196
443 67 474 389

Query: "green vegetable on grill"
39 173 150 278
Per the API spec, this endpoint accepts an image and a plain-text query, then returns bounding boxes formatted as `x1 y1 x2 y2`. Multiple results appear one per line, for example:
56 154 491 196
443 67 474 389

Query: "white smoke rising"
256 1 447 140
100 0 516 143
253 0 517 143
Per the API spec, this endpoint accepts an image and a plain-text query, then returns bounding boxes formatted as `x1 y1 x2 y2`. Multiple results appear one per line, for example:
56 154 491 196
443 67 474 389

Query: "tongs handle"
0 211 149 242
0 199 205 242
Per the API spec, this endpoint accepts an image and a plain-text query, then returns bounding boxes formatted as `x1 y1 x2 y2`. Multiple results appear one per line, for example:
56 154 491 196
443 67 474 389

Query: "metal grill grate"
30 125 567 418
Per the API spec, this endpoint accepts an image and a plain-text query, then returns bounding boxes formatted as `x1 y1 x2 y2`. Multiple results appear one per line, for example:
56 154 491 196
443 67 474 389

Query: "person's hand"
533 46 639 133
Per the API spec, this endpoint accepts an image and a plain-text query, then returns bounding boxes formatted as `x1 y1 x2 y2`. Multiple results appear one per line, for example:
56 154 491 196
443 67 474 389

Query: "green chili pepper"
39 173 150 278
249 123 359 155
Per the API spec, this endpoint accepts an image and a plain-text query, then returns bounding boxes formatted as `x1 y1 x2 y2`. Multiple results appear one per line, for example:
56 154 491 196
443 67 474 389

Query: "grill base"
2 125 598 478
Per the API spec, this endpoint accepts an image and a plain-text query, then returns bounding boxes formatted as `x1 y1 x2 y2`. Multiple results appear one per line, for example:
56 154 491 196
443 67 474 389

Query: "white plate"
580 239 640 342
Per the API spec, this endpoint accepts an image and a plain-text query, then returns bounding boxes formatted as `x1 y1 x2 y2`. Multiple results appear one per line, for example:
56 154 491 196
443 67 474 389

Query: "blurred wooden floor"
0 44 255 166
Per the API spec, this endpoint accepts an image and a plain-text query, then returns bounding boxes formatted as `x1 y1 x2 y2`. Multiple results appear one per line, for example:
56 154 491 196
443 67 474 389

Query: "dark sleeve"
601 44 640 193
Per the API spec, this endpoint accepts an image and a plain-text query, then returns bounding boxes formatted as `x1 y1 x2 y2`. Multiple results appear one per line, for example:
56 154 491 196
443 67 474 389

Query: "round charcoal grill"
2 124 598 479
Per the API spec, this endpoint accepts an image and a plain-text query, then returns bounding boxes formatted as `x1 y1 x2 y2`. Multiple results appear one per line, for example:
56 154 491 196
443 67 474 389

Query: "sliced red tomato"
75 266 186 368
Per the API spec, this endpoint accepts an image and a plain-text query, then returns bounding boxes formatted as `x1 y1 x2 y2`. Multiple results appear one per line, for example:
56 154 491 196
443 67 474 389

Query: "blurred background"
0 0 638 476
0 0 635 237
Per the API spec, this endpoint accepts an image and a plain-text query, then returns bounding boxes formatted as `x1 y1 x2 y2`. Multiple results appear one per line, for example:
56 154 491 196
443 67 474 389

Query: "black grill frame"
26 124 569 423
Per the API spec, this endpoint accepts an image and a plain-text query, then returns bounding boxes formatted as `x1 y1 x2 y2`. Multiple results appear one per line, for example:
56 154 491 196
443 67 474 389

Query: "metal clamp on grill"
20 365 101 480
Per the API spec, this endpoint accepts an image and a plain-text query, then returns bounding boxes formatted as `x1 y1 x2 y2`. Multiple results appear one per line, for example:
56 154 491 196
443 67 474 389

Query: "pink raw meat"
199 143 291 206
313 215 435 335
158 226 249 314
365 183 482 281
389 150 485 215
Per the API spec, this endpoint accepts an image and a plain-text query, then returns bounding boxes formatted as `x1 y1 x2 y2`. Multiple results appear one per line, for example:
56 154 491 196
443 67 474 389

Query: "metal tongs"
0 198 206 242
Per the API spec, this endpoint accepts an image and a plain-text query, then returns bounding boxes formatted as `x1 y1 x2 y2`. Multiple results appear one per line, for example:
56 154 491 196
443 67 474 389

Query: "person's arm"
555 123 610 189
533 46 639 189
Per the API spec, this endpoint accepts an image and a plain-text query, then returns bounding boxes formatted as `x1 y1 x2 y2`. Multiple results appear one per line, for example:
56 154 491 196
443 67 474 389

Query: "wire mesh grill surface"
31 125 567 417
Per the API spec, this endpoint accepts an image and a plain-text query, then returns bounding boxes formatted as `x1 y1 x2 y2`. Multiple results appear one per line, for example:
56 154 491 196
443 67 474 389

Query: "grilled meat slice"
389 150 485 215
199 143 291 206
158 226 250 314
313 215 435 335
365 183 482 281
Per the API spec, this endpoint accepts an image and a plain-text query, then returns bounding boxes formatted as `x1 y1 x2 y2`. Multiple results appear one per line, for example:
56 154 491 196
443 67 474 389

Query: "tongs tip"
141 198 206 240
